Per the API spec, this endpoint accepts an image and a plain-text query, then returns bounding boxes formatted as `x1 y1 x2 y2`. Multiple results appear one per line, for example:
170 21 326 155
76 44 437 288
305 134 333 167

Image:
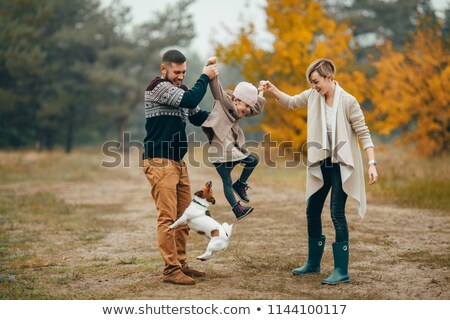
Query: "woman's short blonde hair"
306 58 336 83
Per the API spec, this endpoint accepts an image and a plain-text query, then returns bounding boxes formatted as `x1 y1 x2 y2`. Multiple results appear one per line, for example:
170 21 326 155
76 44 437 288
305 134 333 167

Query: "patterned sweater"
143 74 210 160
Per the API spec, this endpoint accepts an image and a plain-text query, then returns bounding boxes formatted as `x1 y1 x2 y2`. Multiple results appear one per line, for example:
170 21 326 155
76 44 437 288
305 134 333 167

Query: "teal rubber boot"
292 235 326 275
322 241 350 285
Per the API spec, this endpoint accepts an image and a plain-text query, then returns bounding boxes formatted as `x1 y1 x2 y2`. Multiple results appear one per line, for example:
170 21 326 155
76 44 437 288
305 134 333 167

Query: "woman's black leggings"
306 157 349 242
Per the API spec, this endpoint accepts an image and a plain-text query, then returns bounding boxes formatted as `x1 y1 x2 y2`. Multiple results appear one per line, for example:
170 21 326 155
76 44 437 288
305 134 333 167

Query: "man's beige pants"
143 158 191 277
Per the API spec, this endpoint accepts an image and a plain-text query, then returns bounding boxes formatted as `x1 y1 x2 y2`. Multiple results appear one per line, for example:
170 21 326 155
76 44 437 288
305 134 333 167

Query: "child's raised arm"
209 76 228 101
246 93 266 117
206 57 228 102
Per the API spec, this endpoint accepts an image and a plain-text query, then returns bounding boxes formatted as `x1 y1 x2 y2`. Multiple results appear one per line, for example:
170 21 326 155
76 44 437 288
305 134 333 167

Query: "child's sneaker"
232 202 254 220
232 180 251 203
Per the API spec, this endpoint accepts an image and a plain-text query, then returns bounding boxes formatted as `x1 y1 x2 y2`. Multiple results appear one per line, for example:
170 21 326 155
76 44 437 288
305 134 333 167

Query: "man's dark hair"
162 50 186 64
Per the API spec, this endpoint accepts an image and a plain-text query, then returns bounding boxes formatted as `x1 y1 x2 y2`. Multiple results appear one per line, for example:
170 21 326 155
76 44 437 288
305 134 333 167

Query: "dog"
169 181 233 261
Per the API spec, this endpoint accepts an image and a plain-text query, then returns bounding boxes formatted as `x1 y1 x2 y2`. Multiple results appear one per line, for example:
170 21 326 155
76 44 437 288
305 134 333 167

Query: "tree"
103 0 196 150
39 0 107 152
0 0 197 152
327 0 438 58
0 0 60 149
214 0 363 151
443 5 450 48
0 0 101 151
368 21 450 156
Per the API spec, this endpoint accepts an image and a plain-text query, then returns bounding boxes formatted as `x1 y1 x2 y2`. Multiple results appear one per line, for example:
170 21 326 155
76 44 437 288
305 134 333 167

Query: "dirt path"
1 158 449 300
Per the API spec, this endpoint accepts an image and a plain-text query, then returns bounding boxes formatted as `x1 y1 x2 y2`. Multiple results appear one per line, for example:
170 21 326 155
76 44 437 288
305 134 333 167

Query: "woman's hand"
259 80 282 99
258 80 270 92
368 165 378 185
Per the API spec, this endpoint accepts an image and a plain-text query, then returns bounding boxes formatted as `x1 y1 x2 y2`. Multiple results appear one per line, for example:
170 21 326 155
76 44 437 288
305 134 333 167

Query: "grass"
209 143 450 211
0 146 448 300
369 144 450 210
0 187 124 299
376 178 450 210
398 250 450 269
0 148 109 183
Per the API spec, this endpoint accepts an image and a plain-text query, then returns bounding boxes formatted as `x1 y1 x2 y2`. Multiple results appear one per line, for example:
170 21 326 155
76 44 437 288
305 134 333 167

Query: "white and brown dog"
169 181 233 261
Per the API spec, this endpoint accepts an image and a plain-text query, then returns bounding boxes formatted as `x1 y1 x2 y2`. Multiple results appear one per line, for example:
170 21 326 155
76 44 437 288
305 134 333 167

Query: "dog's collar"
192 198 208 208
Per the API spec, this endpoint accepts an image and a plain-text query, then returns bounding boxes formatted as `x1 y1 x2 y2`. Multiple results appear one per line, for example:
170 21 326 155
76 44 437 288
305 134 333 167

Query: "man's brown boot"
163 271 195 285
182 266 206 278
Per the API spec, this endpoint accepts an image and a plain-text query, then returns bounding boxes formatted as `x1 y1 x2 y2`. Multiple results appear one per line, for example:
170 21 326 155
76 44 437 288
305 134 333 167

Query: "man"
143 49 218 285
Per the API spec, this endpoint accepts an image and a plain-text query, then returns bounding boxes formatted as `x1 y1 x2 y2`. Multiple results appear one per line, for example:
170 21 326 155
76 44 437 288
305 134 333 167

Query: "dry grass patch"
0 147 448 300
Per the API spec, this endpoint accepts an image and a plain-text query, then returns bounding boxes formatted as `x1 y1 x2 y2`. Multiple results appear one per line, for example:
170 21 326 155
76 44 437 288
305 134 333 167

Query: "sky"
102 0 449 59
102 0 268 59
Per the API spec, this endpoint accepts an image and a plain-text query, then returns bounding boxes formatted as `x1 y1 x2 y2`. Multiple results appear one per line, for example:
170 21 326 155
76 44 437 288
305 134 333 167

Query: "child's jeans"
214 152 259 207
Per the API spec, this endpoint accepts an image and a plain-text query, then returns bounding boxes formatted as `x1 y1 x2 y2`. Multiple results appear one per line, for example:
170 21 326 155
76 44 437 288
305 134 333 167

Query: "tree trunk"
118 117 127 152
44 130 54 151
35 130 42 152
34 139 41 152
65 121 73 153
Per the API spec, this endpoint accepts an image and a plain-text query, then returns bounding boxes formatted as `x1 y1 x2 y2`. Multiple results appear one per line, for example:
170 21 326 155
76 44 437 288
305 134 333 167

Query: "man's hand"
203 63 219 80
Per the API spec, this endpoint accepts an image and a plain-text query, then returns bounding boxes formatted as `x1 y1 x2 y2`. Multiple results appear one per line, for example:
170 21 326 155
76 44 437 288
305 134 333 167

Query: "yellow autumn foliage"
214 0 362 150
369 27 450 156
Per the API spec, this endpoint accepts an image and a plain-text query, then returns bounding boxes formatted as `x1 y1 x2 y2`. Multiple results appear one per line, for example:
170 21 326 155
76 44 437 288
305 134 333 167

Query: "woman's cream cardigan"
278 82 374 217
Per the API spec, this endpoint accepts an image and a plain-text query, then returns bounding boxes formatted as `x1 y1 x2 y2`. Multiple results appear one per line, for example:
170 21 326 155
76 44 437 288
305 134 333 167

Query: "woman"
259 58 378 285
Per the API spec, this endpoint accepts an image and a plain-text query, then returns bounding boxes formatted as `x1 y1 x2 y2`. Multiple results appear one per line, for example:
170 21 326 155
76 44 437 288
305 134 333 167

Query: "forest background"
1 0 449 157
0 0 449 301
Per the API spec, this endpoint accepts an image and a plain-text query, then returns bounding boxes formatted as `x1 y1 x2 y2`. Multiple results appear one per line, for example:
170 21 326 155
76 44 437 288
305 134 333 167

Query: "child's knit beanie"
233 82 258 108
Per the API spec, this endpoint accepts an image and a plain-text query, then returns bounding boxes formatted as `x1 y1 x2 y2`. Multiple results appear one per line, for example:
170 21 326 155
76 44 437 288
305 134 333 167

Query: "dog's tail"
222 223 233 237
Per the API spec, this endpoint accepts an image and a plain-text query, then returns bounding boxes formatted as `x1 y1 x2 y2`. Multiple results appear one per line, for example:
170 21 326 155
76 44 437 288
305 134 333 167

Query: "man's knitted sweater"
143 74 210 160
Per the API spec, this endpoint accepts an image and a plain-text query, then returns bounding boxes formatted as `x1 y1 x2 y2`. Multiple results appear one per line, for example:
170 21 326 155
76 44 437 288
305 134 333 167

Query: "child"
202 58 265 220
